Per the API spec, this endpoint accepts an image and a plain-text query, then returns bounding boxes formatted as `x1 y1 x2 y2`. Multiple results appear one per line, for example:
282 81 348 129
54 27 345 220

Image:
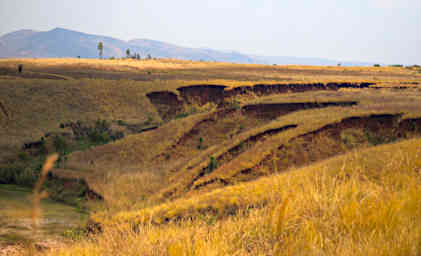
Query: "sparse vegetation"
53 135 69 155
54 139 421 255
0 58 421 255
208 156 218 173
197 137 204 150
126 49 130 59
97 42 103 59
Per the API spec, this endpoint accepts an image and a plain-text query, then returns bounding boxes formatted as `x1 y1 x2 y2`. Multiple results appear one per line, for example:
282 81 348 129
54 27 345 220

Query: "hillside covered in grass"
0 58 420 255
49 138 421 255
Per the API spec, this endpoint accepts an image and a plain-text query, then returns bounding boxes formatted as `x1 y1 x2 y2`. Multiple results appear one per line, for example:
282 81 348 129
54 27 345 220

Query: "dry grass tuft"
26 154 58 256
2 58 421 255
43 138 421 255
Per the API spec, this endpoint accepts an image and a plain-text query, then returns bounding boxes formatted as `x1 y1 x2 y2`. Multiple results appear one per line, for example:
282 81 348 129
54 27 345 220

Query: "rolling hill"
0 28 376 66
0 57 420 254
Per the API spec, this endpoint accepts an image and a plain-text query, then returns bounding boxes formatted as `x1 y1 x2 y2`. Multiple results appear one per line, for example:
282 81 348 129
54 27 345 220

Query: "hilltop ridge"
0 28 376 66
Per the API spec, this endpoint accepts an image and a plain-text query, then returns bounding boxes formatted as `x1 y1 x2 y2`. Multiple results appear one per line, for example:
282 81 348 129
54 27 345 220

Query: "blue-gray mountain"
0 28 376 66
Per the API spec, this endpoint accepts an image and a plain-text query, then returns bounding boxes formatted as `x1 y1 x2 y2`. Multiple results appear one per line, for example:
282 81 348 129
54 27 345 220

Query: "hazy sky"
0 0 420 64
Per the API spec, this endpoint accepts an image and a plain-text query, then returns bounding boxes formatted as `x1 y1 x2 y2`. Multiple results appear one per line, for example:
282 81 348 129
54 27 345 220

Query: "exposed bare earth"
1 59 421 254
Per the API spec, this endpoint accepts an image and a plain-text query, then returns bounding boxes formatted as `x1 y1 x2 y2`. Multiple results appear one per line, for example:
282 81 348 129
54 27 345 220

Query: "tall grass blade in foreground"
27 154 58 256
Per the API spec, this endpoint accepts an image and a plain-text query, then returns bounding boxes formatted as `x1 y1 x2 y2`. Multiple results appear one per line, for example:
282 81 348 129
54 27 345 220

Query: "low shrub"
208 156 218 173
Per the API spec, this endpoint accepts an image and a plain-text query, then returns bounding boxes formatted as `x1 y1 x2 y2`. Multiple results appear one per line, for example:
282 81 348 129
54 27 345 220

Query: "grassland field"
0 58 420 255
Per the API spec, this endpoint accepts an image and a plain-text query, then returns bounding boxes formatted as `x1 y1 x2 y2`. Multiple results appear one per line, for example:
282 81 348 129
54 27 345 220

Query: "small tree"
147 54 152 60
126 49 131 58
97 42 104 59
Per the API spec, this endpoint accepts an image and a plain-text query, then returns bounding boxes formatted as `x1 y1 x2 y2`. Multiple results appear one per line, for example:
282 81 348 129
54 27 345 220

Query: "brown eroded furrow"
154 101 357 175
158 122 298 200
152 108 242 167
187 124 298 191
192 114 421 192
223 82 374 98
145 91 184 121
0 101 9 119
146 83 372 121
242 102 357 119
252 114 406 175
177 84 227 106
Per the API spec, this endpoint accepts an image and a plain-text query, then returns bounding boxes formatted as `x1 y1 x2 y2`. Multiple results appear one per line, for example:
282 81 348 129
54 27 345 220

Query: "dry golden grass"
0 58 419 156
1 58 419 75
26 154 59 256
0 78 159 158
2 58 421 255
0 77 376 156
0 58 241 71
45 138 421 256
51 87 421 212
1 58 420 84
153 88 421 200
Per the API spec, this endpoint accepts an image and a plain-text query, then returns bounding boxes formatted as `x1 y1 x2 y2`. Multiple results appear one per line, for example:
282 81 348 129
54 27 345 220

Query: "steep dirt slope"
55 83 421 206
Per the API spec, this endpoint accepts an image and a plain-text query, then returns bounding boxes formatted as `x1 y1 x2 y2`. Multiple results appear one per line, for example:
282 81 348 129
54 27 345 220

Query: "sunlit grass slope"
0 58 420 254
1 57 419 158
0 78 159 156
48 138 421 255
1 58 420 83
64 88 421 211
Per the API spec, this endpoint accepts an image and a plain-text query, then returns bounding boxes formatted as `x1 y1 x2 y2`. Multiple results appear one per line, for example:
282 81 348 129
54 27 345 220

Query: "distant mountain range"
0 28 376 66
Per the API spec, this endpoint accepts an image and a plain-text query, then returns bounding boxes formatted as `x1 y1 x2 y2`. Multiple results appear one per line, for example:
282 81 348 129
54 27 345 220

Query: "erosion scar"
0 101 9 119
